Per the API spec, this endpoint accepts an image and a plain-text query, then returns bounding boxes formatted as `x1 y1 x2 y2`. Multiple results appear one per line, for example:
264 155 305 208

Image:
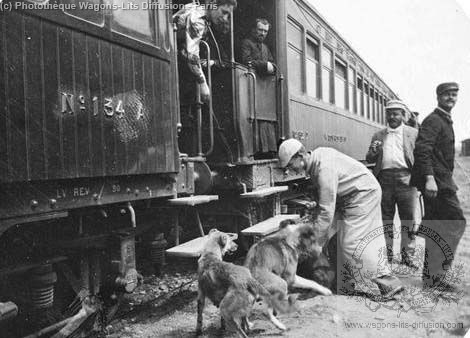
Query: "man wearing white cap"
366 100 419 267
278 140 404 299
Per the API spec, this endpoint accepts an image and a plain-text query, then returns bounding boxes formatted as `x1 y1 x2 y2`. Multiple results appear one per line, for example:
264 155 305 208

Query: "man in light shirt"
366 100 419 266
278 139 404 299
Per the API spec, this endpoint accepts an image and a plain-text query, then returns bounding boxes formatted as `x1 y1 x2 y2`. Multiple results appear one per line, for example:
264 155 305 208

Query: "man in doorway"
278 139 404 299
174 0 237 104
173 0 237 155
411 82 467 289
366 100 419 267
240 18 276 75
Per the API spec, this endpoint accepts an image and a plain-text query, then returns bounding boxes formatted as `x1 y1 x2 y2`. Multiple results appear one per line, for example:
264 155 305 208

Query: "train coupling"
111 232 140 293
0 301 18 322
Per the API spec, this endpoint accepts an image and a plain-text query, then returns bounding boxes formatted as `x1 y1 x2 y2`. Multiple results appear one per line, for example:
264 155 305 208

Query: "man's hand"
201 59 215 68
371 140 382 153
266 62 275 74
200 82 211 103
424 175 438 199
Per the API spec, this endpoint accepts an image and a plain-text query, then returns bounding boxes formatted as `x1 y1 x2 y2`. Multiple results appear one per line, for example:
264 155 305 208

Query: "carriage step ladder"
240 185 298 241
241 214 300 239
165 195 219 258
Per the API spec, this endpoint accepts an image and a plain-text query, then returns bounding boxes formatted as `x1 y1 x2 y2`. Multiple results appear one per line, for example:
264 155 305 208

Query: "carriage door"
233 0 280 161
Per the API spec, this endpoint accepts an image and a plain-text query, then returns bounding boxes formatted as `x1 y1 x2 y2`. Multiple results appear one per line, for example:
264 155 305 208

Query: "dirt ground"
104 157 470 338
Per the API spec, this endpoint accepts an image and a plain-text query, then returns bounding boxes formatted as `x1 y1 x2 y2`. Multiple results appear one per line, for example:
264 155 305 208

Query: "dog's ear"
300 225 315 238
209 229 219 234
279 219 297 229
218 234 228 247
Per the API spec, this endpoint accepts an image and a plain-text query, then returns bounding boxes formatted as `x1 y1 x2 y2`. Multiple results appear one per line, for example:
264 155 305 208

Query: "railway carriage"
0 0 402 336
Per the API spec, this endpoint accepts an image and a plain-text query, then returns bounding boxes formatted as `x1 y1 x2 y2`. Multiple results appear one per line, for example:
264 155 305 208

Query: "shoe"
382 285 405 300
401 257 419 270
374 275 405 300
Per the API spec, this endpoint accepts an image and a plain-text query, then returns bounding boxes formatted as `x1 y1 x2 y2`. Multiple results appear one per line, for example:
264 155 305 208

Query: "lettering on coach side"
59 92 144 119
73 187 91 197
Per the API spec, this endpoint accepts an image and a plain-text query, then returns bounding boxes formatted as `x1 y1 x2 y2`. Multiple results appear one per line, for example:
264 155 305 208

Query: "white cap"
385 100 410 116
278 138 303 168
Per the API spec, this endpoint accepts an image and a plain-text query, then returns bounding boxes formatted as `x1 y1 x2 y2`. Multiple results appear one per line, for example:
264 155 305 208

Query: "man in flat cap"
366 100 419 267
411 82 466 290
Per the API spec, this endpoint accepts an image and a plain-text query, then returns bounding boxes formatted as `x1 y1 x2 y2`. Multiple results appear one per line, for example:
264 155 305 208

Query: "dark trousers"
422 190 466 283
378 169 419 262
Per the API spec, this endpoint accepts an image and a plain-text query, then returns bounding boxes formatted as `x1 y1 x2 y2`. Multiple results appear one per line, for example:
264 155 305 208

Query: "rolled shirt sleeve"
313 167 339 247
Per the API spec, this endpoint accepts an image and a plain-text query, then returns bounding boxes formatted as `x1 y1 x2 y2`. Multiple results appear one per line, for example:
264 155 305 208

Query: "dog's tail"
247 278 297 314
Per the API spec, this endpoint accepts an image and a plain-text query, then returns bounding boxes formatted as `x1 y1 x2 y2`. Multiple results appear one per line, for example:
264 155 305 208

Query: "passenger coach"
0 0 402 336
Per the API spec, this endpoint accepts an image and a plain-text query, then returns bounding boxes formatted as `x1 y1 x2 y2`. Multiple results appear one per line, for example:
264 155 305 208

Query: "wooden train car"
0 0 403 336
462 138 470 156
0 1 194 336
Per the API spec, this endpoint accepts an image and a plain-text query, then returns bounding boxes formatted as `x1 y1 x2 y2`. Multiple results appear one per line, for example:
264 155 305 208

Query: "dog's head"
279 217 325 258
207 229 238 257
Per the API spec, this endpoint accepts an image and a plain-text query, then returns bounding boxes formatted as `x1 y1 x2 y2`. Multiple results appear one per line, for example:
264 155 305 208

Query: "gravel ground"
104 158 470 338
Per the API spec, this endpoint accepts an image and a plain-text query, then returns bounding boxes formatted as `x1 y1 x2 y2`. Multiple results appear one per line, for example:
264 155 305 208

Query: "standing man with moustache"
411 82 467 290
366 100 419 267
240 18 276 75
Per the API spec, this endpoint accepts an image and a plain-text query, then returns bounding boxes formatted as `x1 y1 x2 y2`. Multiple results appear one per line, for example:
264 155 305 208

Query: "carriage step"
240 186 288 199
241 214 300 237
166 233 237 258
168 195 219 206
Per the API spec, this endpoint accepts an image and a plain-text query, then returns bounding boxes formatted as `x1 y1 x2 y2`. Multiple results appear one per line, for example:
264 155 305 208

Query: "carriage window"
375 92 380 123
357 76 363 116
369 87 375 121
63 0 105 25
379 95 384 124
306 38 319 98
364 82 370 119
369 85 375 121
287 19 303 95
321 47 332 103
348 67 356 113
112 0 155 44
156 2 170 49
334 59 347 109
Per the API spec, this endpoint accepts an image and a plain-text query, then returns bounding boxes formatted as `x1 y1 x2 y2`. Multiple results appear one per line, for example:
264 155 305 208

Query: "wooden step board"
240 186 288 199
166 233 237 258
168 195 218 207
241 214 300 237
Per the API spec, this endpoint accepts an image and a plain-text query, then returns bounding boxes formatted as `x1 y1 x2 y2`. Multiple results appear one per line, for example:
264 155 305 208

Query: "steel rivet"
30 200 39 208
49 199 57 208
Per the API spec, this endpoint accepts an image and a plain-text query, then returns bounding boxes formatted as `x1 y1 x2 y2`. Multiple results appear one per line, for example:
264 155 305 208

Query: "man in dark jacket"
239 18 276 75
411 82 466 290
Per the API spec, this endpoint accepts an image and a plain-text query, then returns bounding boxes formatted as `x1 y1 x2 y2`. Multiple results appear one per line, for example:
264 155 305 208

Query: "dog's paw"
277 322 287 331
320 287 333 296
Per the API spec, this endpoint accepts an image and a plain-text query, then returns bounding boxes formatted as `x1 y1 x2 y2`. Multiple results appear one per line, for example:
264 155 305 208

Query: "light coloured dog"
244 218 333 330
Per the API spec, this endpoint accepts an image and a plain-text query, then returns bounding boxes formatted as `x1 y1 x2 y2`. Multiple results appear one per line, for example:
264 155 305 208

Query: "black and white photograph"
0 0 469 337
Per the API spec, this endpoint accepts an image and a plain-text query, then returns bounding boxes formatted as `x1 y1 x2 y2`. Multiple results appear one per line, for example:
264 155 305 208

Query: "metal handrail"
200 40 215 157
278 73 285 139
245 69 258 153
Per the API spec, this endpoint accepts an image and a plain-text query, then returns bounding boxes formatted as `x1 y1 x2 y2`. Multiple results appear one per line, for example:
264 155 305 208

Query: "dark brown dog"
197 229 293 337
244 218 333 330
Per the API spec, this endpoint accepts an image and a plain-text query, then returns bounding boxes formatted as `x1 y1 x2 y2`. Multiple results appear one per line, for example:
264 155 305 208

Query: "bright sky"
309 0 470 142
